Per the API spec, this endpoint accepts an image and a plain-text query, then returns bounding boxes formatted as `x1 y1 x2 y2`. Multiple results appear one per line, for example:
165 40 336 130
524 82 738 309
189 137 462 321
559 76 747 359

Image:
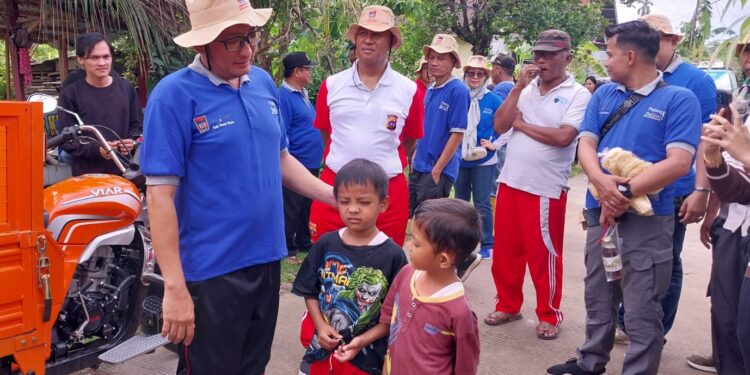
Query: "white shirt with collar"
499 73 591 199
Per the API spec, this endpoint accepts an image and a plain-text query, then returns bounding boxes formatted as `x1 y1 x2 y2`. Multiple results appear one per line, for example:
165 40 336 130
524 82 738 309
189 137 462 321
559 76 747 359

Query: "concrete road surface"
76 175 714 374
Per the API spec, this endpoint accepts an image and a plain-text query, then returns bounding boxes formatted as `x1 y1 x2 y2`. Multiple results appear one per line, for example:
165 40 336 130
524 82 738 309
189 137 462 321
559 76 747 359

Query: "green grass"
281 252 307 284
570 163 584 177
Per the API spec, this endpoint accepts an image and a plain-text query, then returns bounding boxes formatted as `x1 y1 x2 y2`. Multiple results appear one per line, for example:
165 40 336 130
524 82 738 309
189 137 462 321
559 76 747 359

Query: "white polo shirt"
499 74 591 199
315 62 424 177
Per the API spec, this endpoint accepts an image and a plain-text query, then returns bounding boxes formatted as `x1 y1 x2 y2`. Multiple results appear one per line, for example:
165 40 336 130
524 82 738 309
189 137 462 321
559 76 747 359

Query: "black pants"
283 168 319 256
177 261 281 375
709 220 749 374
408 171 453 216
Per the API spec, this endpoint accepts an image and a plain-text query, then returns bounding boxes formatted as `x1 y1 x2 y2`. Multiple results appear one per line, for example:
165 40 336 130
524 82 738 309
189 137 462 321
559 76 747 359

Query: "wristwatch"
617 183 633 199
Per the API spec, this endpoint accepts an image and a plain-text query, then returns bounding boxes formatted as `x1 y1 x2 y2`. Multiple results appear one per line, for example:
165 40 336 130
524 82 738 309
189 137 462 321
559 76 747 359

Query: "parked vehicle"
0 95 166 375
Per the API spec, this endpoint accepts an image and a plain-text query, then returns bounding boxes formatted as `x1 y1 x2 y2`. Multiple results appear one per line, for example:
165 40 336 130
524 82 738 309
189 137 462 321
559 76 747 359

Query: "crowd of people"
54 0 750 374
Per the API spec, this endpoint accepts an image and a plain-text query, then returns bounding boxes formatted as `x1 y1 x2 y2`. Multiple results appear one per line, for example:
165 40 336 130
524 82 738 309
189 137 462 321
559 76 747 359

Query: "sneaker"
614 327 630 345
686 354 717 373
457 253 482 282
547 358 605 375
479 247 492 259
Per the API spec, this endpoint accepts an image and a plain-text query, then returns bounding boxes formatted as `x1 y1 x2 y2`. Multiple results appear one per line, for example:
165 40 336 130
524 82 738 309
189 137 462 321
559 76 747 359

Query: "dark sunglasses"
465 70 487 78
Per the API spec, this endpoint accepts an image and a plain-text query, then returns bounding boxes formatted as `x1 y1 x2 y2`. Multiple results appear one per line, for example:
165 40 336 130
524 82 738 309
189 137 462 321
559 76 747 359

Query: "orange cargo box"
0 101 49 374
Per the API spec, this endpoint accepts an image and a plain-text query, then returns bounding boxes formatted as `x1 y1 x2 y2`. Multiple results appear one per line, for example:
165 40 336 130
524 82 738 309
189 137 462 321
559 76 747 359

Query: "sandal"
536 322 560 340
484 311 523 326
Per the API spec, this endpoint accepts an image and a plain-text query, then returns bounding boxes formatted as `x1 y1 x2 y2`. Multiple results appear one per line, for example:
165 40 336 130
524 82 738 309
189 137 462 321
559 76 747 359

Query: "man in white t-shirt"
484 29 591 340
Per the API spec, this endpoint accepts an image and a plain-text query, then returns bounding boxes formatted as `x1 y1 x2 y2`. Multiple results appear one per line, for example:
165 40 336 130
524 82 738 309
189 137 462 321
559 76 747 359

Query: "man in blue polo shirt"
548 20 700 375
606 14 718 343
140 1 334 374
279 51 323 264
410 33 468 210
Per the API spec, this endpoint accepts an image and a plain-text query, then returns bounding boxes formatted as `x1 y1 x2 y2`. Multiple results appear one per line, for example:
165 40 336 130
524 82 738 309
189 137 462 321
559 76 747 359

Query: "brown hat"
532 29 572 52
463 55 491 74
492 54 516 70
641 14 684 42
345 5 402 49
173 0 272 48
736 33 750 56
423 34 461 69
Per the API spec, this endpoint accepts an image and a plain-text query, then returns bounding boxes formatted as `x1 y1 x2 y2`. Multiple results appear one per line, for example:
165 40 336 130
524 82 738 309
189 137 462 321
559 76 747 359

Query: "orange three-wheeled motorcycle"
0 96 167 375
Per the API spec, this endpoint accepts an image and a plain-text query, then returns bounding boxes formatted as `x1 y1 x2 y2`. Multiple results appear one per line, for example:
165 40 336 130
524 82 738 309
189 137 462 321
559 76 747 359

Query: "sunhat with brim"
736 33 750 56
173 0 272 48
415 56 428 73
641 14 684 43
346 5 403 49
423 34 461 69
463 55 491 75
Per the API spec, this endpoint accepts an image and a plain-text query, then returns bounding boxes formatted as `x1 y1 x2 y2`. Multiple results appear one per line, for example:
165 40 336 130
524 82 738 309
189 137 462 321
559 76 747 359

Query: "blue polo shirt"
141 57 288 282
662 57 717 196
413 77 470 181
580 73 701 216
460 91 501 168
492 81 514 102
278 81 322 169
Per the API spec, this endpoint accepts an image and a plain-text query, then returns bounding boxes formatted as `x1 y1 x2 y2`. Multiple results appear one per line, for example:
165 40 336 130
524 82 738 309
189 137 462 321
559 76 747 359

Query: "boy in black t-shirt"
293 159 407 375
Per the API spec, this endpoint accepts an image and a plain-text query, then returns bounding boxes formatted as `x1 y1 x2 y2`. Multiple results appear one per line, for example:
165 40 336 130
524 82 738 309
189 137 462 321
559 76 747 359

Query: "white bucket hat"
423 34 461 69
463 55 491 74
641 14 684 43
173 0 272 48
346 5 403 49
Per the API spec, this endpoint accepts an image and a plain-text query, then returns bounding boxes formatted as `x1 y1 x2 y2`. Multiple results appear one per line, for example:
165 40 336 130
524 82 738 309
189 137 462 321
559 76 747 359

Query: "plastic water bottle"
601 229 623 282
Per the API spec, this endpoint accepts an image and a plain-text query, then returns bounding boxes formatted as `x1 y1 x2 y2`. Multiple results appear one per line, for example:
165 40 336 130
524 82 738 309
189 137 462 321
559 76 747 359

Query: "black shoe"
457 253 482 282
547 358 605 375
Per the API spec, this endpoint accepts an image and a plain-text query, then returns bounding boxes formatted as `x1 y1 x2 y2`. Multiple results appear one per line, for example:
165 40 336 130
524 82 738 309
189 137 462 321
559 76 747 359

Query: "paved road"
78 175 713 374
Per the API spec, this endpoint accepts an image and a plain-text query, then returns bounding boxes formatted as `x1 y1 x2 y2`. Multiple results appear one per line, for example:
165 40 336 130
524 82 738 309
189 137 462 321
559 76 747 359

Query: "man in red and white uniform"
309 5 424 246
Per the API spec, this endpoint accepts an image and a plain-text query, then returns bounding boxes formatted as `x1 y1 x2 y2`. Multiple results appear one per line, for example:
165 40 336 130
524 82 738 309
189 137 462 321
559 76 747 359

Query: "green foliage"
0 41 6 100
30 44 59 62
569 41 608 81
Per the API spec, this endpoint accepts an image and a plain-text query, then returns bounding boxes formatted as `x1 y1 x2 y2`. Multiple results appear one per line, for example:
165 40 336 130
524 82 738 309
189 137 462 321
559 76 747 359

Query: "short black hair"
75 32 113 58
333 158 389 200
605 20 660 62
585 75 597 85
283 67 295 78
412 198 481 266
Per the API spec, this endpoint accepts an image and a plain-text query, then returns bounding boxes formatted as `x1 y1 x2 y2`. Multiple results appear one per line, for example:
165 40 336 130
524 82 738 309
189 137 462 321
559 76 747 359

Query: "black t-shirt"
292 230 408 374
58 75 142 176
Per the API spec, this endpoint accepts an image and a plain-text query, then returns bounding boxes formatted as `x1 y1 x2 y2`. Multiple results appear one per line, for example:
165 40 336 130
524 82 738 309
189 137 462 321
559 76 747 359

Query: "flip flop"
536 322 560 340
484 311 523 326
285 255 303 265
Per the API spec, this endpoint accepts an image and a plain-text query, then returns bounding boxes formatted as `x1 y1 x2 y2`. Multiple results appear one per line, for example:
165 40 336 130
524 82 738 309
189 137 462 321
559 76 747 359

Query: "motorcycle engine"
56 245 140 347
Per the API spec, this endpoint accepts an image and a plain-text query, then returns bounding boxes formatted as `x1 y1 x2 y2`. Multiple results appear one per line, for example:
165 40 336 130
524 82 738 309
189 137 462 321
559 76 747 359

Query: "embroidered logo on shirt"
439 101 450 111
193 115 210 133
553 96 570 105
644 106 665 121
483 107 493 115
237 0 250 10
386 114 398 130
268 100 279 116
212 115 236 130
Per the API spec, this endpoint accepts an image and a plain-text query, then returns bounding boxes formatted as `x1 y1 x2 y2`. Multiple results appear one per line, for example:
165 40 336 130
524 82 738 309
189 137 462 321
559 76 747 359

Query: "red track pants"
309 167 409 246
491 184 566 326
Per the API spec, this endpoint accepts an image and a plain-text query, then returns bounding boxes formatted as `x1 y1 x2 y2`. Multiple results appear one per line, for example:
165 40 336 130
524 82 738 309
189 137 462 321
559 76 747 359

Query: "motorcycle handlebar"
46 133 67 149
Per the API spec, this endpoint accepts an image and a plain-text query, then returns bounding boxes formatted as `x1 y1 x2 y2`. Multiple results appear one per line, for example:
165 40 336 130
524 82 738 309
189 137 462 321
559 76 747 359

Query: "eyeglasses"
218 30 262 51
465 71 487 78
533 50 566 61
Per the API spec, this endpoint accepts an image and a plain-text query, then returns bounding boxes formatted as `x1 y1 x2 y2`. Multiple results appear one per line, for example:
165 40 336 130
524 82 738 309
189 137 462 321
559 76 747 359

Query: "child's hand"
480 139 496 151
333 336 364 362
316 324 343 351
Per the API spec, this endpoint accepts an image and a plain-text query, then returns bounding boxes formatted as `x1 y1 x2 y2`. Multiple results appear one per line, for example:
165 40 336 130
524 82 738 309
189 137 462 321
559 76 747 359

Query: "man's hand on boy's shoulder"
316 323 343 351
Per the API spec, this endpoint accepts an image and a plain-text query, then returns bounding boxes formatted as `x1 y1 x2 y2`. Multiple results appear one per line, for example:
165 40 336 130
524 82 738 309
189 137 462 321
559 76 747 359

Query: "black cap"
492 53 516 70
282 52 317 71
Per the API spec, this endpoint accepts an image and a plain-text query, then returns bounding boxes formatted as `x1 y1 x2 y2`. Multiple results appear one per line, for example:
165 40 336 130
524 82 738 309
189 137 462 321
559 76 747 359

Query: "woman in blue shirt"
455 55 502 259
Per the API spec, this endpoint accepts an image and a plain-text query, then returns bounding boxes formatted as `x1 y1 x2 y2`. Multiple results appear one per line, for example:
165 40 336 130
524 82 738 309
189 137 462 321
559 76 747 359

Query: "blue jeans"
618 195 687 336
492 145 507 198
455 164 495 250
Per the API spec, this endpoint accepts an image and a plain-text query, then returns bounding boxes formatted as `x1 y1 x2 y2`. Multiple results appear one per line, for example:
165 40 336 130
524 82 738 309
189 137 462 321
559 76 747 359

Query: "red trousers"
491 184 566 326
309 167 409 246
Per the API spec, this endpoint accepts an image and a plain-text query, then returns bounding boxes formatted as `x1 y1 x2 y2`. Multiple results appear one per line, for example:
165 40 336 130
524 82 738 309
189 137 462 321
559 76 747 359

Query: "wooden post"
58 37 69 83
5 0 24 99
